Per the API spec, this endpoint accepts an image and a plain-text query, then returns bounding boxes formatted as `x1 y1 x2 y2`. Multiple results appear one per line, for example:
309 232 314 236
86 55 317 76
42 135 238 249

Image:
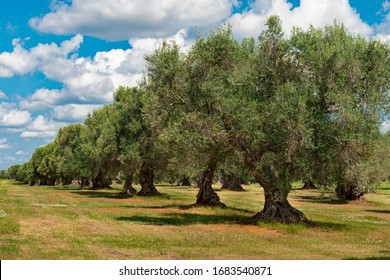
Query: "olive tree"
291 23 390 200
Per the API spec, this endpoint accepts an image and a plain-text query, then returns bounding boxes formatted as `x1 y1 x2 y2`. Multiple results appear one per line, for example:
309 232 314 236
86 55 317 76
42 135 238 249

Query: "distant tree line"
3 17 390 223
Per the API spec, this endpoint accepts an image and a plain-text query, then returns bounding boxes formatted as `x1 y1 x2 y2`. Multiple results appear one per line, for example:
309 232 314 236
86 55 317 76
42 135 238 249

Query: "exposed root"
251 200 308 224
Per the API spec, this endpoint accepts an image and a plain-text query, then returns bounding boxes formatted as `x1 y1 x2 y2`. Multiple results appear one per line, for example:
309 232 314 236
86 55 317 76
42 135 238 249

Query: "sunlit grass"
0 179 389 259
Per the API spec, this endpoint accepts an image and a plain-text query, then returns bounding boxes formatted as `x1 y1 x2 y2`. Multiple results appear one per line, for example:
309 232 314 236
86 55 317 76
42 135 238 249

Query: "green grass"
0 179 389 259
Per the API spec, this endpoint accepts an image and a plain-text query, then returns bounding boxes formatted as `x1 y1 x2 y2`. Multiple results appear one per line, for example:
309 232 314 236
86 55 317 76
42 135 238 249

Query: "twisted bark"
196 159 226 207
138 162 160 196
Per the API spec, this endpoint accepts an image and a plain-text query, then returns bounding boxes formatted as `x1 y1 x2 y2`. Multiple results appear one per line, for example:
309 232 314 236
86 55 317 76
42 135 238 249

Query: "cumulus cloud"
374 1 390 41
52 104 104 121
29 0 233 41
0 90 7 99
20 29 191 111
0 35 83 78
381 120 390 133
20 115 68 139
0 138 10 149
228 0 372 39
4 155 16 162
0 102 32 127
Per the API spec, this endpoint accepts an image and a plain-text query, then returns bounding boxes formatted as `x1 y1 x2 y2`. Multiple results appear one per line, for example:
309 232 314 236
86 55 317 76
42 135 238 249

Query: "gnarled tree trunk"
138 163 159 196
180 176 191 186
61 176 72 186
47 177 56 186
249 162 308 223
302 179 316 189
221 171 244 191
79 177 90 188
196 160 226 207
252 187 308 223
221 112 308 223
121 172 137 195
91 173 111 189
336 182 364 200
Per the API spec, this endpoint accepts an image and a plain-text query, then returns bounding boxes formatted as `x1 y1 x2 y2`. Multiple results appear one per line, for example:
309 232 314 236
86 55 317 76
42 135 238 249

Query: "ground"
0 180 389 259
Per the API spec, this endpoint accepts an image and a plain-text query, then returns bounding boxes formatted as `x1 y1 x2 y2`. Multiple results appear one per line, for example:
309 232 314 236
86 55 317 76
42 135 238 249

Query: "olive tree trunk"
335 182 364 200
180 176 191 186
222 113 308 223
252 187 308 223
196 160 226 207
302 179 316 189
121 172 137 195
91 173 111 189
138 163 160 196
79 177 90 188
221 171 244 191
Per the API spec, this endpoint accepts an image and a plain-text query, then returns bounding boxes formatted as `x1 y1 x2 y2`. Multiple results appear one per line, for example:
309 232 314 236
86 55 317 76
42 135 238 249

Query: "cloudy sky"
0 0 390 170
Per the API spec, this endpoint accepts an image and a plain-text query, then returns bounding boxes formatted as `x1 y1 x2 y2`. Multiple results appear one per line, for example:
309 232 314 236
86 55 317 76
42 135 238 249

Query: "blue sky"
0 0 390 170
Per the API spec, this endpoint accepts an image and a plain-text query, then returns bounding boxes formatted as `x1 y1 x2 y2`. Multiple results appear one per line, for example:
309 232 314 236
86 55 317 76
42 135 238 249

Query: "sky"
0 0 390 170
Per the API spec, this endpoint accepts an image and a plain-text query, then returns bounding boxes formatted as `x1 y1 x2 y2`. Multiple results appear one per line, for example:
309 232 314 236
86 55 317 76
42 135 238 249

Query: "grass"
0 179 389 259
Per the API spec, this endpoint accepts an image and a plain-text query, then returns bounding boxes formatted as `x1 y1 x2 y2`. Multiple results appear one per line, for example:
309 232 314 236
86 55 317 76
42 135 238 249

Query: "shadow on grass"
124 203 194 210
52 186 84 191
365 209 390 214
344 256 390 260
155 184 194 189
115 212 247 226
71 191 132 199
123 203 255 214
215 188 248 192
71 190 173 200
295 195 349 205
307 220 350 231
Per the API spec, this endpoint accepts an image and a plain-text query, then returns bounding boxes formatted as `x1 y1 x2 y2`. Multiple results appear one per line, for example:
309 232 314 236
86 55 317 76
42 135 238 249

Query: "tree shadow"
344 256 390 260
215 188 247 192
123 203 255 214
295 195 349 205
115 213 247 226
51 186 83 191
155 184 193 188
227 206 254 214
71 191 132 199
124 203 194 210
307 220 350 231
365 209 390 214
71 190 172 200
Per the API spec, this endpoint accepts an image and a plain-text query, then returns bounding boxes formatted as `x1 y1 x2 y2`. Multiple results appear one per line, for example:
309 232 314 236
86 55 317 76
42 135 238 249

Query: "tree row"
4 17 390 223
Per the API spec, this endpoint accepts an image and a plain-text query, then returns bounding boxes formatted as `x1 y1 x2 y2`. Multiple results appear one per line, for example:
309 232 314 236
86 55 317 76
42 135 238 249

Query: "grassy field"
0 179 389 260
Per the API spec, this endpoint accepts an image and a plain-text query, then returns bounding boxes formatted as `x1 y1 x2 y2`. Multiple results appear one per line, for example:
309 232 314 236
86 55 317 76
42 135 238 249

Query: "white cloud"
0 35 83 78
381 120 390 133
0 138 9 149
374 2 390 41
383 1 390 12
228 0 372 39
21 115 68 139
16 151 24 155
0 90 7 99
52 104 104 121
4 155 16 162
29 0 233 41
19 29 191 110
20 131 58 138
0 102 32 127
1 128 24 133
19 88 63 111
